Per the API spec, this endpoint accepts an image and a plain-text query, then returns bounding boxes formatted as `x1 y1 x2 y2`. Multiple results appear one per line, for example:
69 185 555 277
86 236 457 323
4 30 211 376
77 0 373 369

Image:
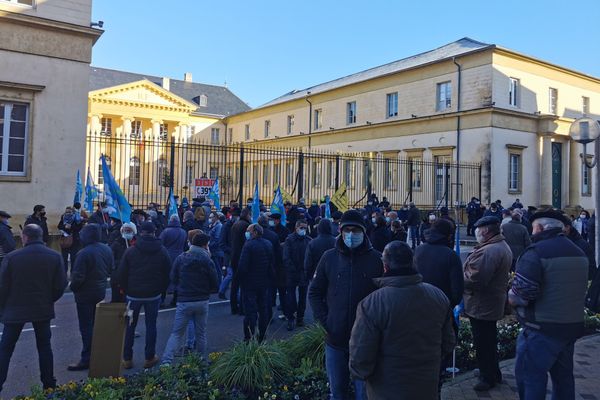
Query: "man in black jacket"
406 202 421 249
269 213 289 243
161 233 218 364
0 224 67 392
308 210 383 400
67 224 114 371
283 220 312 330
24 205 49 244
258 215 283 320
0 211 15 264
304 219 336 283
230 208 251 314
118 221 171 369
238 224 275 342
218 208 239 300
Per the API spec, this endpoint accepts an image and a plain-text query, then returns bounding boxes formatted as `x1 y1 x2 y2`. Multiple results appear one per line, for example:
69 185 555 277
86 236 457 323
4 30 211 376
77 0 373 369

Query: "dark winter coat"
391 229 407 243
308 235 383 349
118 235 171 299
349 273 456 400
283 232 312 287
567 228 597 281
407 206 421 226
304 220 337 282
0 222 16 261
88 211 109 243
230 218 251 270
261 225 283 286
171 246 219 302
369 225 392 253
501 220 531 264
0 240 67 324
272 224 290 244
24 214 49 244
58 215 84 248
159 219 187 263
183 218 203 233
208 221 224 258
69 224 113 304
238 237 275 290
414 229 464 307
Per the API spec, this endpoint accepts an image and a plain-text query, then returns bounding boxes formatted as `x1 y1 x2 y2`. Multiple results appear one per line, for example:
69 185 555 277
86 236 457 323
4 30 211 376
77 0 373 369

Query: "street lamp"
569 117 600 259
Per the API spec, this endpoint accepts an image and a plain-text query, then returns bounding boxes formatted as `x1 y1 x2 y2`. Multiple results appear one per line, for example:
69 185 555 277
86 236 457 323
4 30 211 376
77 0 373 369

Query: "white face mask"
580 214 587 219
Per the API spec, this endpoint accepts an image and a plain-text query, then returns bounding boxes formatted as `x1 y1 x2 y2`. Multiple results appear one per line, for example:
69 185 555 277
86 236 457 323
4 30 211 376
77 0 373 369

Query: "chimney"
184 72 193 82
161 77 170 91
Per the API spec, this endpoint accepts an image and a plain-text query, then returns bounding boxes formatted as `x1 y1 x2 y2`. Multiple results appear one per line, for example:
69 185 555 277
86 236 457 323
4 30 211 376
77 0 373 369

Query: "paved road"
0 290 312 399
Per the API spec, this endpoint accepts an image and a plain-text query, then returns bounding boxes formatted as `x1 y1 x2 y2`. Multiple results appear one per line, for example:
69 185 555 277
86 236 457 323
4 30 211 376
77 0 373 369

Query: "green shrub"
210 340 291 395
281 324 326 369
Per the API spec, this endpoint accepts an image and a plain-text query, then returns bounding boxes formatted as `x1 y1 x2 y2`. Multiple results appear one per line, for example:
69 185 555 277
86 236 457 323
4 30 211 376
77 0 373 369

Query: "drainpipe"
453 57 462 251
306 93 313 150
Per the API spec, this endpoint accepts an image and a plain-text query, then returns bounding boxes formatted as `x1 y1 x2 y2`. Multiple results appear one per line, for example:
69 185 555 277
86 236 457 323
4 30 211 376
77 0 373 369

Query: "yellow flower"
283 385 288 391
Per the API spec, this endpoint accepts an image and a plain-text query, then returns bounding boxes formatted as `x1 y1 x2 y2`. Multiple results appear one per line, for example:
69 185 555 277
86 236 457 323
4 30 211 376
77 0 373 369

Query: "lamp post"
569 117 600 259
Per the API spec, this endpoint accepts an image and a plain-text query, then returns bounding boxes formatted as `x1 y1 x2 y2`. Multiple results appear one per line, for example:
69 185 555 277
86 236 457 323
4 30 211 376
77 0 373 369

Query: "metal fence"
86 132 482 213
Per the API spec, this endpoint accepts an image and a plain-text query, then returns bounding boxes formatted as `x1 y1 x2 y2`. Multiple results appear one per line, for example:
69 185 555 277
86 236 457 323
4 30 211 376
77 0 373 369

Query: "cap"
340 210 367 232
140 221 156 234
0 211 11 219
530 209 570 226
270 213 282 219
474 216 501 228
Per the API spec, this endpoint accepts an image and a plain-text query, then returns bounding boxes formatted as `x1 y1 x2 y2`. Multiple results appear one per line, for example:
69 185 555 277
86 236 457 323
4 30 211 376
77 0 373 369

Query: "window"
327 160 335 188
549 88 558 114
131 120 142 139
344 160 355 188
312 161 321 187
97 156 110 185
0 102 28 176
262 164 270 185
436 82 452 111
314 109 322 130
384 158 396 189
157 158 168 186
211 128 220 145
273 163 280 186
210 167 218 180
129 157 140 186
100 117 112 136
252 164 258 184
285 162 293 186
287 115 294 135
264 120 270 138
386 92 398 118
347 101 357 124
582 160 592 196
509 78 519 107
159 123 168 141
199 94 208 107
185 163 194 185
583 96 590 116
244 124 250 140
408 157 422 190
227 128 233 144
509 153 521 192
362 160 371 188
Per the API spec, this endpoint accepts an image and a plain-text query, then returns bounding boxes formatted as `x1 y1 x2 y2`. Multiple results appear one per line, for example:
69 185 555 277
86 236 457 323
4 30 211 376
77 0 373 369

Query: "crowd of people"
0 193 599 399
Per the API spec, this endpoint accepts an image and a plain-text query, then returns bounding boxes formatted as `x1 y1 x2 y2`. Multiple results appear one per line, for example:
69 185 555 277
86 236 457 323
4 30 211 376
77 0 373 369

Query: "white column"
152 119 162 140
178 123 188 143
122 116 132 138
90 114 102 134
569 139 582 207
540 135 553 206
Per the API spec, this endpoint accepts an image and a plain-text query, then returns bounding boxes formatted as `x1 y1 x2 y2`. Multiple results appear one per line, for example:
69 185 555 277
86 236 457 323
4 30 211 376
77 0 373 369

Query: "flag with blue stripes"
208 177 220 210
73 169 82 205
101 155 131 223
84 167 97 214
252 181 260 223
271 186 287 227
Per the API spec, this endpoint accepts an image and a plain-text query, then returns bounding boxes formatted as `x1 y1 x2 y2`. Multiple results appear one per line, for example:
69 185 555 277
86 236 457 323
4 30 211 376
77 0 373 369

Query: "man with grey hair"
0 224 67 392
510 210 588 399
463 216 512 391
238 223 275 341
350 241 455 399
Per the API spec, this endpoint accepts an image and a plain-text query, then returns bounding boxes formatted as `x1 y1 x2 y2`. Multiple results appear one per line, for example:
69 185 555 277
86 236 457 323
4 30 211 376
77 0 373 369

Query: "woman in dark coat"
57 206 84 274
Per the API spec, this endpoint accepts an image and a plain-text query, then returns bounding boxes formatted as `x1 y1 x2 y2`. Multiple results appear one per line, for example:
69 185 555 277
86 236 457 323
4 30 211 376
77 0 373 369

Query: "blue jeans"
76 303 97 364
0 321 55 391
123 297 161 361
325 344 366 400
409 225 420 248
515 329 576 400
162 301 209 364
219 266 233 295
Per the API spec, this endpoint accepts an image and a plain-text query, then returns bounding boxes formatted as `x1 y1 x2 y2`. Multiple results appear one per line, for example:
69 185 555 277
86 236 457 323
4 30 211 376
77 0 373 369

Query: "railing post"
335 155 340 191
169 139 176 193
238 145 245 203
297 150 304 203
444 162 450 209
408 159 413 202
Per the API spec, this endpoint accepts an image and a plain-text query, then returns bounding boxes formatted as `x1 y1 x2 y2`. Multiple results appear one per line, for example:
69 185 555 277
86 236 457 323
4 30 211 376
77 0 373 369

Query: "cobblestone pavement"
442 334 600 400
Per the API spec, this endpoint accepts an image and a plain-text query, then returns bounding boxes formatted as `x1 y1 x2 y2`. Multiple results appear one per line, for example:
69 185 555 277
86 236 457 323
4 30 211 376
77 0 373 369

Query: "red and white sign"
194 178 214 197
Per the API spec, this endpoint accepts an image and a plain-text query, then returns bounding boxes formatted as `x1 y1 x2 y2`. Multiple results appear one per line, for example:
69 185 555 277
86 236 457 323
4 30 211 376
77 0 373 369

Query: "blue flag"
73 170 82 205
252 181 260 223
208 177 220 210
271 186 287 227
84 167 97 214
101 155 131 223
455 224 461 256
325 195 332 219
168 189 178 220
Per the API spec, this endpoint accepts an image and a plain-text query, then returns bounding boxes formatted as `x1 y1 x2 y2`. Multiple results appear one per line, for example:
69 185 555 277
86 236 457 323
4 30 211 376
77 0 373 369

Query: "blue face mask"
122 233 134 241
371 218 377 224
268 220 275 227
385 217 391 223
343 232 364 249
298 229 306 237
245 231 251 241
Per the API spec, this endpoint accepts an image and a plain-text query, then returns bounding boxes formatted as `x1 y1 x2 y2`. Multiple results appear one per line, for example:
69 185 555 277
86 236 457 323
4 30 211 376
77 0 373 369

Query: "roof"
258 37 494 109
89 67 251 117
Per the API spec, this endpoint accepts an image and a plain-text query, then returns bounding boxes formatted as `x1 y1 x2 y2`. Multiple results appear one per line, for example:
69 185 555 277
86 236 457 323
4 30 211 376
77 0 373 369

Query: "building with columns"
0 0 102 224
225 38 600 211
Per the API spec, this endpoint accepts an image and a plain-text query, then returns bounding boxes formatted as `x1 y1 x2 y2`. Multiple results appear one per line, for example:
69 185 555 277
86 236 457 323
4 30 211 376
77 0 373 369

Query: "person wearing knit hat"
308 209 383 400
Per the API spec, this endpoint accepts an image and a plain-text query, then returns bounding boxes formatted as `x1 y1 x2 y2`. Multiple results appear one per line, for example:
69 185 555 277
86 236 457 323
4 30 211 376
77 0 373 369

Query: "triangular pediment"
89 79 197 111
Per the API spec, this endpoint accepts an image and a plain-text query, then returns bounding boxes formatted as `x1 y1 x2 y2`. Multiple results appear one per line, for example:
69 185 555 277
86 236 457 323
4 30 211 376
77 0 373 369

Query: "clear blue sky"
91 0 600 108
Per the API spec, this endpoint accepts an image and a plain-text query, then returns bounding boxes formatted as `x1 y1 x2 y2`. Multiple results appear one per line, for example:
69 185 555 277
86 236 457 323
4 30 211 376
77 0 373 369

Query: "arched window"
129 157 140 186
158 158 168 186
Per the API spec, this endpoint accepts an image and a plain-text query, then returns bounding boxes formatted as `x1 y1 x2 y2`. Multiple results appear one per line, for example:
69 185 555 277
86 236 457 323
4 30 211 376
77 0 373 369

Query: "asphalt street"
0 290 312 400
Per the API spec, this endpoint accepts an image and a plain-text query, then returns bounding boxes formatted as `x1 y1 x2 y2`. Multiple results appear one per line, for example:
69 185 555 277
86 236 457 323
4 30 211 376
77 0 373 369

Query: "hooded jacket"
369 224 392 252
69 224 113 304
414 229 464 307
308 235 383 349
171 246 219 302
501 220 531 264
304 219 336 282
283 231 312 286
238 237 275 290
118 234 171 299
349 273 456 400
159 219 187 263
230 217 251 270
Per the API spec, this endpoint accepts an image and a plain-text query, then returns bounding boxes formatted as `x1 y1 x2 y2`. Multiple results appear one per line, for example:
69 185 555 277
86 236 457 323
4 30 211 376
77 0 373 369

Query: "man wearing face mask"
25 205 49 244
463 216 512 391
406 202 421 250
309 209 384 400
110 222 137 302
229 208 252 315
89 202 110 243
268 213 289 244
218 208 239 300
420 212 436 243
282 220 312 330
0 211 16 265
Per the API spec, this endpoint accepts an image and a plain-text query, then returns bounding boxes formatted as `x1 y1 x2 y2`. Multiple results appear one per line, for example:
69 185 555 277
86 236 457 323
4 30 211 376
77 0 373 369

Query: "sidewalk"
441 334 600 400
